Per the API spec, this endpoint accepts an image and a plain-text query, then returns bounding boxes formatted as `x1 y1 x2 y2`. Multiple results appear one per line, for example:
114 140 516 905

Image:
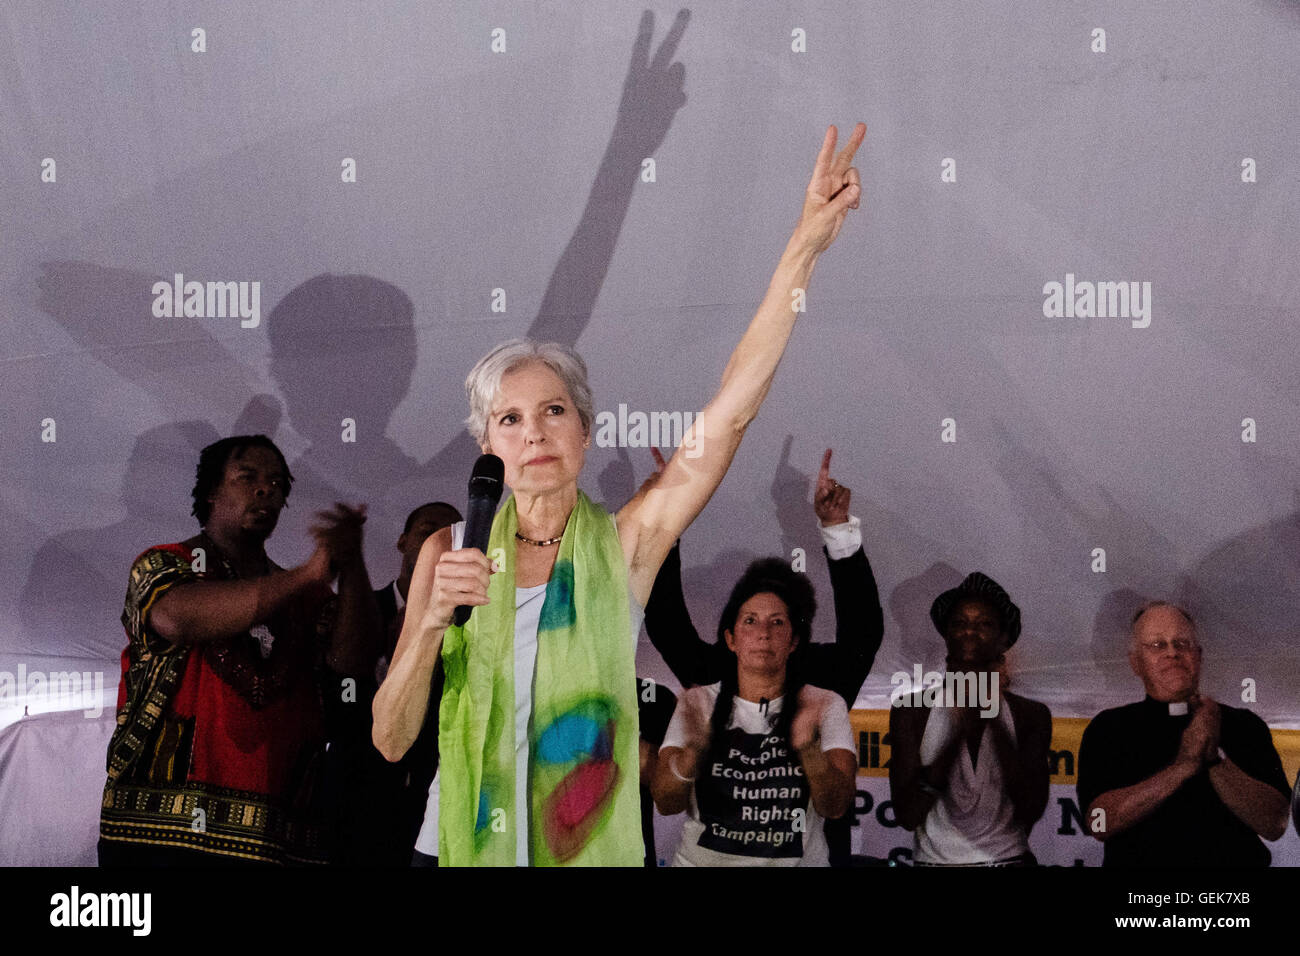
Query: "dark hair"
402 501 462 535
190 435 293 526
704 558 818 760
714 558 816 649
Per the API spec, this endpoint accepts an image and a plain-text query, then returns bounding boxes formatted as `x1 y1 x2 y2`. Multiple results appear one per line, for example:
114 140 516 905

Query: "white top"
660 683 855 867
414 520 643 865
913 702 1030 864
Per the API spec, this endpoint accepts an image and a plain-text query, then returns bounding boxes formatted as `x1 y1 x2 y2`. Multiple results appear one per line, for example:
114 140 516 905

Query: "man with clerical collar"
1077 601 1289 866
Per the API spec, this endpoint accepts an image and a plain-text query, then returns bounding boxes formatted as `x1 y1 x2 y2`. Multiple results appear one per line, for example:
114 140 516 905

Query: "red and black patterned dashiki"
100 542 334 864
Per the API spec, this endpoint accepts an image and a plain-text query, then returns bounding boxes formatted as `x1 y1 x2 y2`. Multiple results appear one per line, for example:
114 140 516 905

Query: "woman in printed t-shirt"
652 559 858 866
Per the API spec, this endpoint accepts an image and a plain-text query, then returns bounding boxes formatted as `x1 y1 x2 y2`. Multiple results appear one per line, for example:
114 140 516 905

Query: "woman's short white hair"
464 338 594 447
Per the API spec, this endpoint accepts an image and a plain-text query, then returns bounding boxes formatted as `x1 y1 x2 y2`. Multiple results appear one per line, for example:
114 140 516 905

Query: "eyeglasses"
1139 639 1197 654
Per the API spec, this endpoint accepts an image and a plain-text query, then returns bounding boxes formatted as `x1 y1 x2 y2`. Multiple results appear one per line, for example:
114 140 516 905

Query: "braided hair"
190 435 293 526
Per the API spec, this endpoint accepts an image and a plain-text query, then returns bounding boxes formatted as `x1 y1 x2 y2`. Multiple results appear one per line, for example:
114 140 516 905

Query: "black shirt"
1076 696 1289 867
320 581 442 866
645 543 884 708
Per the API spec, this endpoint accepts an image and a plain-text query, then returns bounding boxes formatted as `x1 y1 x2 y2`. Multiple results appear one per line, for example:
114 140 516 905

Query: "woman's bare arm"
372 526 493 761
617 123 866 604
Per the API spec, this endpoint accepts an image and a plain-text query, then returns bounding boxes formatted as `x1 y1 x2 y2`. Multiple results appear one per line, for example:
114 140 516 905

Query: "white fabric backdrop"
2 1 1298 863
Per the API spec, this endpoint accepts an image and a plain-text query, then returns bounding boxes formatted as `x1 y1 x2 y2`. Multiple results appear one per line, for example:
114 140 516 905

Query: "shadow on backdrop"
887 562 962 676
1179 487 1300 722
22 10 692 657
267 8 692 568
18 414 279 660
35 260 266 424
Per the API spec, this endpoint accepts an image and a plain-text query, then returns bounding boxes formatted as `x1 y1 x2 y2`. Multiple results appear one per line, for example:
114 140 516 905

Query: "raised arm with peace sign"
798 123 866 255
618 123 867 604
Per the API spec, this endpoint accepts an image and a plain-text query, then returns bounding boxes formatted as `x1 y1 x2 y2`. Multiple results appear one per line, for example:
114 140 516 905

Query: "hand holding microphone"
442 454 504 628
424 550 493 631
420 455 503 633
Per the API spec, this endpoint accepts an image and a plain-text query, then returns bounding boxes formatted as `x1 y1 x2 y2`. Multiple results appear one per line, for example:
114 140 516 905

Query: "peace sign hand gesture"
794 122 866 257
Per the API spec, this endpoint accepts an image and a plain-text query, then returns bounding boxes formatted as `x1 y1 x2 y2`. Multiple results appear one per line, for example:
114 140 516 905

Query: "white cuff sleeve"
819 515 861 560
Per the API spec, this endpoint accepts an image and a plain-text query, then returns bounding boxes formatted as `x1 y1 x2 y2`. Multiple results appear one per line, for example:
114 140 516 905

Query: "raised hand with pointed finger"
813 448 850 527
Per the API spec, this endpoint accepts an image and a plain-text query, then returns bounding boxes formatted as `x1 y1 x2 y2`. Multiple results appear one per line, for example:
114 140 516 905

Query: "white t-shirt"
414 520 643 865
660 682 855 867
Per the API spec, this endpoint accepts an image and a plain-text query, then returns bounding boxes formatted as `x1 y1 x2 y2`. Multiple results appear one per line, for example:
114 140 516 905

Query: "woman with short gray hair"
374 122 866 866
463 339 596 448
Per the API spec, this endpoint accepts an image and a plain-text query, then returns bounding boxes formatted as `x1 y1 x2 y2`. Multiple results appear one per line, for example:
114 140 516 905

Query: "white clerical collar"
1167 701 1189 716
392 580 406 612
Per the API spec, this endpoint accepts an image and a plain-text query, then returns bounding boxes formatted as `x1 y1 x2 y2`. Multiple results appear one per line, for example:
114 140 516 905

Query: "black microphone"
453 454 505 626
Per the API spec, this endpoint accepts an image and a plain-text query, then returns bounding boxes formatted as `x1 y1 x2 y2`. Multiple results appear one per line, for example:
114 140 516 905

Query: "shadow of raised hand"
610 9 690 157
529 8 690 345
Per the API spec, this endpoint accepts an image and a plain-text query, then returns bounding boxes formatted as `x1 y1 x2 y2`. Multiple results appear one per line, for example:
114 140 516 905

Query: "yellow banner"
850 709 1300 786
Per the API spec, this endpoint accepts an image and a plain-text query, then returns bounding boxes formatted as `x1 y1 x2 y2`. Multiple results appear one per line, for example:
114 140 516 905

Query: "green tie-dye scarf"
437 491 642 866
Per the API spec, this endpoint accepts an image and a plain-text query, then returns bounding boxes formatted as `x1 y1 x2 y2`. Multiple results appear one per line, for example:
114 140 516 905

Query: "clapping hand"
309 503 368 576
790 686 825 753
676 685 714 775
1190 694 1222 762
680 685 713 748
1177 695 1221 769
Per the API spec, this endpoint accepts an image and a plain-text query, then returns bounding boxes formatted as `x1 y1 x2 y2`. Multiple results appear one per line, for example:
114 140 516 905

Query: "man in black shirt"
323 501 461 865
1077 601 1289 866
